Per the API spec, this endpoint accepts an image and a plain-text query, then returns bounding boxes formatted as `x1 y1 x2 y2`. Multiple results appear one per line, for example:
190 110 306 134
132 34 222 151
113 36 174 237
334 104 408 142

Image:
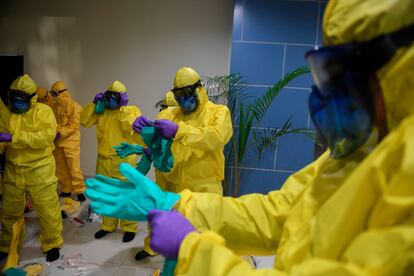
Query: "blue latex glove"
149 210 195 259
93 92 104 104
113 142 144 158
0 132 12 142
132 115 152 133
85 163 180 221
119 92 128 106
154 120 178 139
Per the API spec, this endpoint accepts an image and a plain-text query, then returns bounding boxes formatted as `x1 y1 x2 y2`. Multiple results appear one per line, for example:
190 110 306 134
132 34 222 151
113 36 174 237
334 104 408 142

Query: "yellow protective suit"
35 87 53 107
156 68 233 195
0 75 63 254
164 91 177 108
172 1 414 275
80 80 143 233
52 81 86 194
51 81 85 195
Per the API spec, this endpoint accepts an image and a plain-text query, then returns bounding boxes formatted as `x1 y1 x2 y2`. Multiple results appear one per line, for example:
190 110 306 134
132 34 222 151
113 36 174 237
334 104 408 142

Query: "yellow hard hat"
51 80 67 93
323 0 414 129
107 80 126 93
173 67 200 89
36 87 48 99
10 74 37 94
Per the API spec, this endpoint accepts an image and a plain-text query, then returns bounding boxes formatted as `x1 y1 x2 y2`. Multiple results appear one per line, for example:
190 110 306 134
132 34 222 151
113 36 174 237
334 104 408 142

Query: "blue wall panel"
228 0 327 195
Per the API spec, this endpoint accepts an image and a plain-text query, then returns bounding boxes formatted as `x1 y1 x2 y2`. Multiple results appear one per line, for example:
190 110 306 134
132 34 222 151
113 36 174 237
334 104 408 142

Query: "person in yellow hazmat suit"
35 87 54 107
50 81 86 202
131 67 233 260
0 75 63 263
80 80 144 243
85 0 414 274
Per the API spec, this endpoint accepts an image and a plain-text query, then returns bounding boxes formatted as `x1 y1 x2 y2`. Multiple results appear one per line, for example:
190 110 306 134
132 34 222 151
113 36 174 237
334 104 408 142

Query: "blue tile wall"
228 0 327 195
230 42 284 85
243 0 319 44
238 169 291 195
284 45 314 88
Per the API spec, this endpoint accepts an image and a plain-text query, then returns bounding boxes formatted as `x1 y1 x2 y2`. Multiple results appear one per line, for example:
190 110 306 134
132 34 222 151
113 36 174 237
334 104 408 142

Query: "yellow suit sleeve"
59 101 81 139
119 106 144 146
174 106 233 151
80 102 99 128
175 153 324 256
11 107 56 149
177 226 414 276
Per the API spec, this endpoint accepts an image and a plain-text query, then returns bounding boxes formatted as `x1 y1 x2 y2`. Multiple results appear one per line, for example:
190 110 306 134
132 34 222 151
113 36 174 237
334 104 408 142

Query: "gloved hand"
143 148 151 159
132 115 152 133
54 132 61 142
154 120 178 139
149 210 195 259
2 267 27 276
93 93 104 104
0 132 12 142
85 163 180 221
119 92 128 106
113 142 144 158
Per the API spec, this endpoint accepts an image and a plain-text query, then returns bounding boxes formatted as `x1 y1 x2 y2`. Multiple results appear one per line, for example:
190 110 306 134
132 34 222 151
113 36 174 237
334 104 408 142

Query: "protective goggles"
50 89 67 97
171 80 202 98
306 23 414 158
104 91 121 103
8 90 36 102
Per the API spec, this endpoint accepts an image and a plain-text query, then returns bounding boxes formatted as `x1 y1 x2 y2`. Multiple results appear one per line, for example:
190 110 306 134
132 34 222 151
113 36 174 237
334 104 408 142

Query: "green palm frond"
253 118 293 158
249 66 310 121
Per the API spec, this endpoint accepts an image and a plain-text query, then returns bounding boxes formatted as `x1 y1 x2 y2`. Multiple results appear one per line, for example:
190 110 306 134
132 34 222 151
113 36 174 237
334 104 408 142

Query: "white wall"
0 0 234 177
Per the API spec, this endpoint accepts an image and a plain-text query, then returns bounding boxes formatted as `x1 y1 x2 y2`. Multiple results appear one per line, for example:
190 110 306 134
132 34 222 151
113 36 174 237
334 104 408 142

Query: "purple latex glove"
148 210 195 259
154 120 178 139
54 132 61 142
93 93 104 104
132 115 152 133
0 132 12 142
119 92 128 106
143 148 151 159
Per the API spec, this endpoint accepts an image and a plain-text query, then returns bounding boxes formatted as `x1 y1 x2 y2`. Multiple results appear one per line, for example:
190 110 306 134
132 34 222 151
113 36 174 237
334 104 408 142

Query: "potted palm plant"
203 66 317 196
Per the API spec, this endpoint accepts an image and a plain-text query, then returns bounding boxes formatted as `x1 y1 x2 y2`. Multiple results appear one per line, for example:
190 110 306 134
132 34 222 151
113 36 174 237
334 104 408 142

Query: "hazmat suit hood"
10 74 38 107
52 81 73 103
323 0 414 130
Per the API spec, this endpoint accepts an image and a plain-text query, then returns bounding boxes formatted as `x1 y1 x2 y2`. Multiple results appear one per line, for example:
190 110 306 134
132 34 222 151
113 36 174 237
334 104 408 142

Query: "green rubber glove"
136 154 152 175
3 268 26 276
113 142 144 158
85 163 180 221
95 98 106 114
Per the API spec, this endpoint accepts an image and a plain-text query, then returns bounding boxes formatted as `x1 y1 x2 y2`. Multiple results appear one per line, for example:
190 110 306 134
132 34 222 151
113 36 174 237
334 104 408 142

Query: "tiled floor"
1 204 275 275
17 217 165 275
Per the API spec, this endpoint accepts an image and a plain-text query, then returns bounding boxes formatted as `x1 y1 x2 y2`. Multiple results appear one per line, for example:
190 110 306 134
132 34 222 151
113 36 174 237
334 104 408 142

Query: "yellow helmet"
323 0 414 129
10 74 37 94
51 80 67 93
173 67 200 89
107 80 126 93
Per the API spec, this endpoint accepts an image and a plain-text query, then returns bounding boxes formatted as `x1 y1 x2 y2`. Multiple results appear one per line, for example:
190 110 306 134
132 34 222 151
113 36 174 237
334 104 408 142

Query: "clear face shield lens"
306 45 377 159
8 90 35 114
